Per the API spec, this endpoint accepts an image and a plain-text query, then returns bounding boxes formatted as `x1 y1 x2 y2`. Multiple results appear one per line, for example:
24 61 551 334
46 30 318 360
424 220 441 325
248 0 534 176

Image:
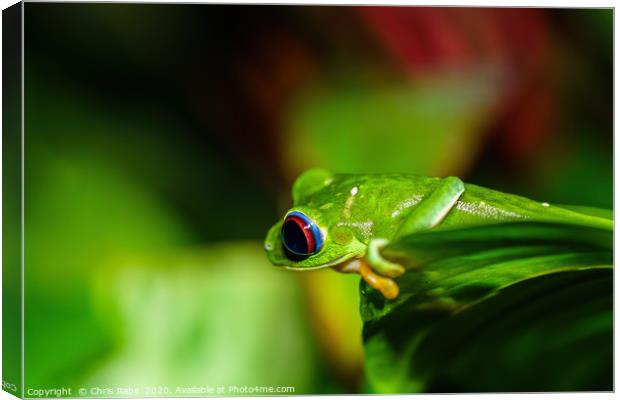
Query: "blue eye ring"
281 211 324 256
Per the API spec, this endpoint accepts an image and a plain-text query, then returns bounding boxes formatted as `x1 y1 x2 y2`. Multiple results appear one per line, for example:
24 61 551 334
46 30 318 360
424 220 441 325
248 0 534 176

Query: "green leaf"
361 222 612 392
285 74 497 176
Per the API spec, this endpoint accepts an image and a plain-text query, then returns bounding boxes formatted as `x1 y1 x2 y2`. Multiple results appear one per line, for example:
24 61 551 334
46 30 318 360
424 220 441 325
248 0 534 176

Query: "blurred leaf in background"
88 243 318 393
24 97 190 388
300 269 364 388
22 74 327 392
286 72 498 176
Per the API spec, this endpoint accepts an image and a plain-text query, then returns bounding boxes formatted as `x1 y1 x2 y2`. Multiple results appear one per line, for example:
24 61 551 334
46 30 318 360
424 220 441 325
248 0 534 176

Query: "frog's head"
264 168 366 270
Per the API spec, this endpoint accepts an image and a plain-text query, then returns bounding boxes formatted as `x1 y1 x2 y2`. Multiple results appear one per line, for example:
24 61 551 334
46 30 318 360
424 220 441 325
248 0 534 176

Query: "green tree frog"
264 169 612 300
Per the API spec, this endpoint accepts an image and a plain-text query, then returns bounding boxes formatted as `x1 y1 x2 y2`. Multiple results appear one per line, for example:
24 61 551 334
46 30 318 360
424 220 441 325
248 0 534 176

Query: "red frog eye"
281 211 323 258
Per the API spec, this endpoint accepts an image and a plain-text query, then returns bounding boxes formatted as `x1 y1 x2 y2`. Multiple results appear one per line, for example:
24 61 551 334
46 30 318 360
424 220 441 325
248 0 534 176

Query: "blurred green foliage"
287 73 497 175
22 76 328 393
87 243 318 392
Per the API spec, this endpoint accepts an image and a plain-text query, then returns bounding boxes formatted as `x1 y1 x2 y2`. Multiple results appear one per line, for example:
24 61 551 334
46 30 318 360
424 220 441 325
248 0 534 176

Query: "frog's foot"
332 258 400 300
367 238 406 278
359 259 400 300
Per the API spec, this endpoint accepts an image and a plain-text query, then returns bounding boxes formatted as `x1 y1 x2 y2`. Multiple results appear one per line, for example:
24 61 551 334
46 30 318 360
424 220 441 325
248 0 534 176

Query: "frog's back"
304 172 611 243
308 173 442 241
326 173 612 232
442 181 613 231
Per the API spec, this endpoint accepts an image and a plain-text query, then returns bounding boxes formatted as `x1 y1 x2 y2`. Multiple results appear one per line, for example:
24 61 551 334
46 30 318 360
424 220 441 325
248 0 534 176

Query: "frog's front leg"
367 238 405 278
394 176 465 238
365 176 465 299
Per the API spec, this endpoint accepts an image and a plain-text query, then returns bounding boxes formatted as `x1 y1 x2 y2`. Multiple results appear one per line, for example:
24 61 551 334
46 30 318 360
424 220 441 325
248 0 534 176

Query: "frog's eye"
281 211 323 258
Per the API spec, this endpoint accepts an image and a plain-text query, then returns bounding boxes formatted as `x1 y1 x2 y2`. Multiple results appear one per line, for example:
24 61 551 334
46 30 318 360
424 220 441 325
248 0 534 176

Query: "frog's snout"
263 233 279 258
263 225 286 266
263 238 280 265
263 240 274 252
264 222 282 252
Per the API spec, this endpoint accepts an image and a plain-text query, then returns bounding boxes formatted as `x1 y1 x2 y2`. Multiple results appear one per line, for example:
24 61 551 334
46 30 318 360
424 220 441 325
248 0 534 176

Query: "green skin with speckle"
264 169 613 273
